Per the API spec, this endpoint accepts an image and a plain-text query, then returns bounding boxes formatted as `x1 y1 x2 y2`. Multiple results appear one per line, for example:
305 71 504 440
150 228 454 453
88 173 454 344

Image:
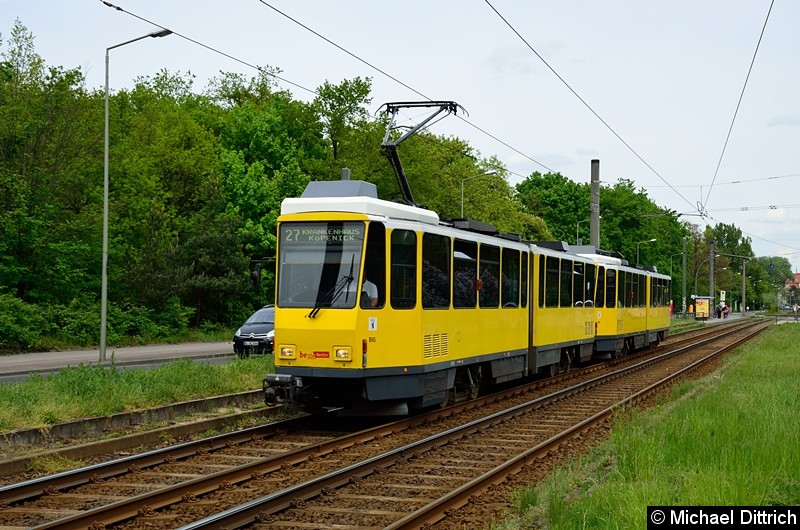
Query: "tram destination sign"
283 224 364 244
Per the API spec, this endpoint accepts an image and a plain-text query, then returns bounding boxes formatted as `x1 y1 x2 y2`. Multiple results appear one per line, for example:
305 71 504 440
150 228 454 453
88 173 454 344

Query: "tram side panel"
530 252 597 372
369 226 532 407
647 273 671 345
595 266 647 355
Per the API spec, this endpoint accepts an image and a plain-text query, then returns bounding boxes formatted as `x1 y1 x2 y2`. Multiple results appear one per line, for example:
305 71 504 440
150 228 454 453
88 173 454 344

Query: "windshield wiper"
307 256 355 319
343 255 355 304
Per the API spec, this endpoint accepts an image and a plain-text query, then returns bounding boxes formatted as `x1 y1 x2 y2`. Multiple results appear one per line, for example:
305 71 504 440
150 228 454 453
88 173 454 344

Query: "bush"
0 294 46 350
153 296 195 336
0 293 220 353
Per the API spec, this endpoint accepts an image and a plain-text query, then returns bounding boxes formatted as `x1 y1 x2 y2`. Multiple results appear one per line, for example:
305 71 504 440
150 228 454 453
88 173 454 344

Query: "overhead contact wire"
99 0 317 95
256 0 553 172
483 0 698 214
703 0 774 211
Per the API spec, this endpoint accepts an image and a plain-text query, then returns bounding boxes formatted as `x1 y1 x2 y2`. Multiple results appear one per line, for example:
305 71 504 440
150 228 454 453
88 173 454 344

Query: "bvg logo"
299 351 330 359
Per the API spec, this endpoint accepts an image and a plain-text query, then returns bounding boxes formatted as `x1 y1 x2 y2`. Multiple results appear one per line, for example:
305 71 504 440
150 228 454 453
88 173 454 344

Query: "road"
0 341 234 383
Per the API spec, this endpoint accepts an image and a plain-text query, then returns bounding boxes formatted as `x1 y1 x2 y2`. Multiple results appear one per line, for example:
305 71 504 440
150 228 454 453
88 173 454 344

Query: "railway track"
0 318 743 480
0 319 767 529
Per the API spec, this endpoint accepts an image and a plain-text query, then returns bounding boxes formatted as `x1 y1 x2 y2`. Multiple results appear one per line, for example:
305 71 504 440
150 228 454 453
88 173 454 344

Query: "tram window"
480 244 500 308
545 256 559 307
585 264 596 306
650 277 655 306
618 270 626 308
560 259 573 307
625 271 634 308
363 222 386 308
501 248 520 308
573 262 585 306
453 239 477 308
596 266 606 307
629 272 638 308
422 233 451 309
605 269 616 308
521 252 529 308
277 220 364 309
638 274 645 307
538 255 545 308
647 277 661 307
390 229 417 309
649 277 654 306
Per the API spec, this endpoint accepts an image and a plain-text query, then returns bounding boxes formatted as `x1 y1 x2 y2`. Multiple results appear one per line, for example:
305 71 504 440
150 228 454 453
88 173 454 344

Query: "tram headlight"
334 346 352 361
279 345 296 359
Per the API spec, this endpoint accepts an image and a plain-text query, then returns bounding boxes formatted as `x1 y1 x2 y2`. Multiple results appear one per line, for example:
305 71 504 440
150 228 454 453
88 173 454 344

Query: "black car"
233 305 275 357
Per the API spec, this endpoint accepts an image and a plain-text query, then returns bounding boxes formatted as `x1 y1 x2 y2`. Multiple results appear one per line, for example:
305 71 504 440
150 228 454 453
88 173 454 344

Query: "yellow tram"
263 178 671 415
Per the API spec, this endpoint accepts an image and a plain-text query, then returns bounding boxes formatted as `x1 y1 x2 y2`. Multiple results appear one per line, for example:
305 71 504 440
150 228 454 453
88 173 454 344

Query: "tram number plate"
243 341 259 346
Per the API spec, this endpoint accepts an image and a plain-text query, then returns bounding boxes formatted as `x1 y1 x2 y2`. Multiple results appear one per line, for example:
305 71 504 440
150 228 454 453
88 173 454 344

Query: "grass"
669 317 705 334
496 324 800 529
0 356 274 431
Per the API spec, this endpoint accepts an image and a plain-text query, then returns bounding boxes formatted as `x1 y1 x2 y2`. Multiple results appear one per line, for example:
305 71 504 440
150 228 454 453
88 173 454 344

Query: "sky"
4 0 800 273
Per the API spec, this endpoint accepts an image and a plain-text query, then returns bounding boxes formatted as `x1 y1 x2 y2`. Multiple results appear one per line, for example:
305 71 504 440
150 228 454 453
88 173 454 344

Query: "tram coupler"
263 373 296 405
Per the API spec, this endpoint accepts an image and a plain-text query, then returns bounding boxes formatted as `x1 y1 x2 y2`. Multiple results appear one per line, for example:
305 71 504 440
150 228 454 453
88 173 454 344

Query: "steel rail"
175 322 766 530
7 320 763 529
0 416 309 504
386 323 768 528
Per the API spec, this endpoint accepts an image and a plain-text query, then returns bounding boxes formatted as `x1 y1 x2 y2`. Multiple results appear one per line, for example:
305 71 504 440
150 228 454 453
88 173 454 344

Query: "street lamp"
102 28 172 363
460 171 496 218
576 216 600 245
718 253 755 317
694 254 720 295
669 252 684 276
636 238 657 266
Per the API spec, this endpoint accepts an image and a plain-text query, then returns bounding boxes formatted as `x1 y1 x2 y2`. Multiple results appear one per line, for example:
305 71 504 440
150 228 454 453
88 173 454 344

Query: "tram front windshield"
277 221 365 309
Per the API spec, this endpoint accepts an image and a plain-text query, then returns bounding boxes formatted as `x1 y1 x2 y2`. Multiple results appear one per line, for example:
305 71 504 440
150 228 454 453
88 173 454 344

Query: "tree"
710 222 754 274
314 77 372 160
0 20 100 304
516 175 688 271
212 73 327 296
516 172 588 244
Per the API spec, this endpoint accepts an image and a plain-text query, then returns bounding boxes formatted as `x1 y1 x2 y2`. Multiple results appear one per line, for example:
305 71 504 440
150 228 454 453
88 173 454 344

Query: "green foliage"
0 20 99 306
215 75 325 262
0 293 46 350
314 76 372 160
516 171 589 242
516 174 689 268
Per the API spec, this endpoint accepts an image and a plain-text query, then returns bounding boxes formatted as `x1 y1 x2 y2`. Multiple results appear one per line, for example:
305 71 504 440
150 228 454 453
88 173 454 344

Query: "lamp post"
669 252 684 276
714 267 727 308
669 251 683 309
718 253 754 317
576 216 600 245
635 238 656 266
694 254 720 295
102 29 172 363
460 171 496 218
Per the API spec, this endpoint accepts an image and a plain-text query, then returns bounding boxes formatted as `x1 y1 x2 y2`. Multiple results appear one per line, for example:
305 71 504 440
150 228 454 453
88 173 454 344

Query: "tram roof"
281 195 441 225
